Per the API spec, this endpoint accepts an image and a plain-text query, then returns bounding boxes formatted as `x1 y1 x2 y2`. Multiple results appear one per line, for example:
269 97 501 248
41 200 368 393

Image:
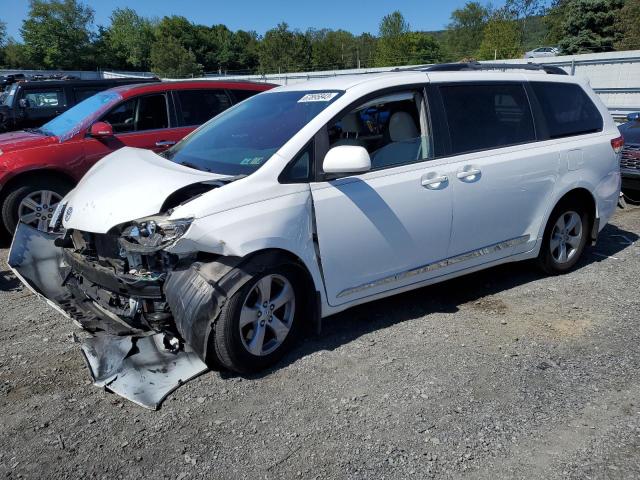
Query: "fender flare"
164 250 321 364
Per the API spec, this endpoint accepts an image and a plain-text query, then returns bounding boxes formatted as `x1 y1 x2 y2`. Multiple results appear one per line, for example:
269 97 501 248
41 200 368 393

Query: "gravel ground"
1 206 639 480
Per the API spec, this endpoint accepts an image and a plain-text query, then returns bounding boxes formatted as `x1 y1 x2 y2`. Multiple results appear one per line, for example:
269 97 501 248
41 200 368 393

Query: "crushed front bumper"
7 223 208 409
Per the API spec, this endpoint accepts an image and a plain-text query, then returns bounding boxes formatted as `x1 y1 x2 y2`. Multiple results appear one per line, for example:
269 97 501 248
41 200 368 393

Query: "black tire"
622 189 640 205
1 177 73 235
212 265 304 374
536 198 590 275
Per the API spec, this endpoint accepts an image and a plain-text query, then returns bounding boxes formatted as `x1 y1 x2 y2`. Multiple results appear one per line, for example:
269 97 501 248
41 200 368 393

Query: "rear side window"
23 89 66 108
439 83 535 155
530 82 602 139
175 89 231 126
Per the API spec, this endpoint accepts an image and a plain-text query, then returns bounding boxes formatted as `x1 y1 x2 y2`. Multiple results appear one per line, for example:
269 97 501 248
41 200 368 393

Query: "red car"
0 80 274 235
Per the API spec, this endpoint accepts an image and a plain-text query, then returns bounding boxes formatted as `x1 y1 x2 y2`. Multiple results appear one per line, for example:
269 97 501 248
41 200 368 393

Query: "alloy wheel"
550 211 583 264
239 274 296 356
17 190 62 232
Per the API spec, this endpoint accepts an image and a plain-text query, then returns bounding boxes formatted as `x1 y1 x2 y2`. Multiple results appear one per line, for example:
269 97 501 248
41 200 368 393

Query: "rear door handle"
421 174 448 190
456 168 481 180
155 140 177 147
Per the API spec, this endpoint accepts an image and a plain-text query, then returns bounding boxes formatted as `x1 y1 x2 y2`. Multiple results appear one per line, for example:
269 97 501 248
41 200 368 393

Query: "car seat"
371 111 421 168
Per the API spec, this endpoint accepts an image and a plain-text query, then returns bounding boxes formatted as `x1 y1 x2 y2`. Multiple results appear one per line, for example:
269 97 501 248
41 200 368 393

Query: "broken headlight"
119 217 193 253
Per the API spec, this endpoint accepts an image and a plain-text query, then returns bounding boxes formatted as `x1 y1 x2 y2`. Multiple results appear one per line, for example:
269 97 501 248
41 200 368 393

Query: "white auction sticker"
298 92 339 103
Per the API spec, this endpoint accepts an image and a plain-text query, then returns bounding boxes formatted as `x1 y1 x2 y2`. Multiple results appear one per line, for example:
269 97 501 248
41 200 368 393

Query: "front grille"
621 144 640 170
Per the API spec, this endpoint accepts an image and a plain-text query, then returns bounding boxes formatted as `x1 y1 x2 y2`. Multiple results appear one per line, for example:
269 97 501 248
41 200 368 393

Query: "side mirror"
627 112 640 122
18 98 27 108
89 121 113 138
323 145 371 174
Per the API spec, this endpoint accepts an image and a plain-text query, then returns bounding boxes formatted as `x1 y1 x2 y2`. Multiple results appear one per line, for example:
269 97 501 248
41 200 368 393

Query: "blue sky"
2 0 504 39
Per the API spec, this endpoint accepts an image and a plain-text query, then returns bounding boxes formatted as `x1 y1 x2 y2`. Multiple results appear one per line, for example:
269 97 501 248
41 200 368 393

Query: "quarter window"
530 82 602 139
281 144 313 183
175 89 231 126
439 83 535 155
327 90 431 171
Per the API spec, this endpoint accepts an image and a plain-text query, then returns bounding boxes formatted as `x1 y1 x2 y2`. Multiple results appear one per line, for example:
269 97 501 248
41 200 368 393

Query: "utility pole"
357 47 361 69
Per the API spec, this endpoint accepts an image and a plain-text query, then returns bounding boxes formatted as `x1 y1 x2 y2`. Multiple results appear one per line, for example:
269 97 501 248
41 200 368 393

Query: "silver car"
525 47 559 58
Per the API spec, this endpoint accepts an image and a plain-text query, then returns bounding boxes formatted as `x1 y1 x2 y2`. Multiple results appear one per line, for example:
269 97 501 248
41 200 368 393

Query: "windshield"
39 91 122 141
163 90 343 175
2 84 17 107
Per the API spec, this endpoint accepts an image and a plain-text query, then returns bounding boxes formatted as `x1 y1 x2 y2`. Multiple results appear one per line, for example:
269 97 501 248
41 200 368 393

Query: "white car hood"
62 147 229 233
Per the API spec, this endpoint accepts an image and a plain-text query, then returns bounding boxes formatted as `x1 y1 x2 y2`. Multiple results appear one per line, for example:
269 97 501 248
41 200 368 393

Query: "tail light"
611 136 624 154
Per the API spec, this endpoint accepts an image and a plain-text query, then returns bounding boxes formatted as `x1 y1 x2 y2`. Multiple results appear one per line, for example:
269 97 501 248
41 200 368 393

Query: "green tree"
355 33 377 68
102 8 155 70
544 0 569 44
0 20 6 65
406 31 444 64
504 0 546 46
443 2 490 60
375 11 411 66
477 10 523 60
21 0 95 69
614 0 640 50
150 35 202 78
3 40 30 68
259 23 311 73
229 30 260 72
557 0 624 54
308 29 357 70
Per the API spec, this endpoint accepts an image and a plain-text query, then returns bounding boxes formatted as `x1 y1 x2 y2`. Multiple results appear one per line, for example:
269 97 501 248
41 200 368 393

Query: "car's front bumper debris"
7 222 208 409
80 333 207 410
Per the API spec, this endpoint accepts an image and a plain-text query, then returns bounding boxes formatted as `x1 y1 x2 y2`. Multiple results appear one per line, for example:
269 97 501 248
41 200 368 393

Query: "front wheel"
536 200 590 274
1 178 73 234
212 266 303 374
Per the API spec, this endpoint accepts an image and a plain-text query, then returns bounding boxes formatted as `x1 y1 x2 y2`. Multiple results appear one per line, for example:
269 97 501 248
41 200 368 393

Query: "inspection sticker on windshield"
298 92 339 103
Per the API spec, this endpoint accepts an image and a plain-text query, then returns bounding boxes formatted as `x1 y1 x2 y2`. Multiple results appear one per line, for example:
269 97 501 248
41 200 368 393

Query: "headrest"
389 111 418 141
341 113 361 133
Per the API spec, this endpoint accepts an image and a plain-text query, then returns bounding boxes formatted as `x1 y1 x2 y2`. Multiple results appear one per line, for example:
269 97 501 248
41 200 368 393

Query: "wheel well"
556 188 596 221
243 248 322 333
0 169 76 201
244 248 317 294
553 188 598 241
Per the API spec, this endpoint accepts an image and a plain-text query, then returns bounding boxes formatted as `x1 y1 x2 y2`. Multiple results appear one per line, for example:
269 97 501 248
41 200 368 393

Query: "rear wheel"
536 199 590 274
1 177 73 234
212 266 303 374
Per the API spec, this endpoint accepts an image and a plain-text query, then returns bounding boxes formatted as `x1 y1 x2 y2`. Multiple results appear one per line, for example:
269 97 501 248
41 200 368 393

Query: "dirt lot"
1 206 639 480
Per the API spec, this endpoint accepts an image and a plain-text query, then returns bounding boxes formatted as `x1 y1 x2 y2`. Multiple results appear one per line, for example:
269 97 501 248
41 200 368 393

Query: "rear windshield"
530 82 603 139
164 90 343 176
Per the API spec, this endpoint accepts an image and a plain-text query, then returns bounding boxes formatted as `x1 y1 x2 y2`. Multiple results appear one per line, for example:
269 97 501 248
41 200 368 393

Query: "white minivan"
10 63 623 375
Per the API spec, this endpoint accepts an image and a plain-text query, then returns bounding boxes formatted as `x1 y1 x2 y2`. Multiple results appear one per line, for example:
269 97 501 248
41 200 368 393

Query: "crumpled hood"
0 130 56 154
63 147 229 233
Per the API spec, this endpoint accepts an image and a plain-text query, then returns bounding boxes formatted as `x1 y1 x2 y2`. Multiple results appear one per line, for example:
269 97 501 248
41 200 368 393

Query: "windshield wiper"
24 127 50 136
179 161 212 173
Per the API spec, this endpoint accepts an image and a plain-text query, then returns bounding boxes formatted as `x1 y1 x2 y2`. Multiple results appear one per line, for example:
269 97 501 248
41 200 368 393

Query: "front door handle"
421 175 449 189
155 140 177 147
456 168 481 181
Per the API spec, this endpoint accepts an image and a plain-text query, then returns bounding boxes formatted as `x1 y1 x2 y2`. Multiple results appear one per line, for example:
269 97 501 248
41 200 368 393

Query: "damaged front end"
7 218 210 409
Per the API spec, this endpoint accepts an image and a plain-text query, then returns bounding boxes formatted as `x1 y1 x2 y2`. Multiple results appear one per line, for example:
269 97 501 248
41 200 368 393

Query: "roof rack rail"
406 61 568 76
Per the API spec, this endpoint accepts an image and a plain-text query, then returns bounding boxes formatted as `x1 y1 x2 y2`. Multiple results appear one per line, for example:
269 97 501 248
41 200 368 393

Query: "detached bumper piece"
7 223 208 409
81 333 207 410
